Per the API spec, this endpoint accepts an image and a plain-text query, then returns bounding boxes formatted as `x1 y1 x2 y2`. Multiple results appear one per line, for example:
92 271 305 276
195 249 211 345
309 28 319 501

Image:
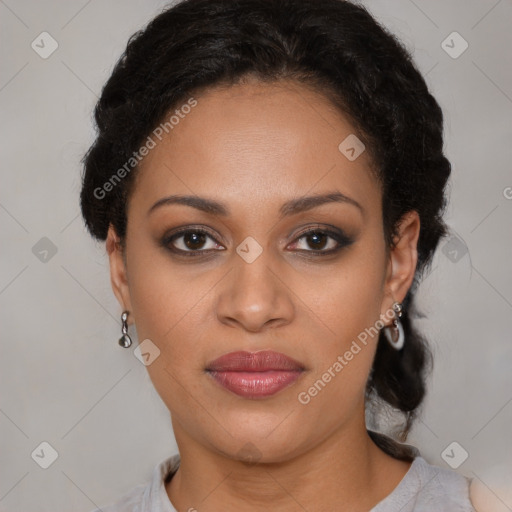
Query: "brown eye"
303 231 330 250
163 228 224 256
182 231 208 250
289 226 354 255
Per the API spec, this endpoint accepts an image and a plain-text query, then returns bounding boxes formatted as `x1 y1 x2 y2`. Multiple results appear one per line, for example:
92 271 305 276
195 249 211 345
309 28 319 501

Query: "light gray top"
92 451 476 512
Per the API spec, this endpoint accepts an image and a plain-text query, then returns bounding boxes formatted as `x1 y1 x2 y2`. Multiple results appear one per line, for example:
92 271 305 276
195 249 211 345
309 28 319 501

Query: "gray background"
0 0 511 510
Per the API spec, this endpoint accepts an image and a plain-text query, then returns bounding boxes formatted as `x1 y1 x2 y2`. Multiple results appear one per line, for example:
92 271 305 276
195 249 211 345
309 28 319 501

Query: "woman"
80 0 478 510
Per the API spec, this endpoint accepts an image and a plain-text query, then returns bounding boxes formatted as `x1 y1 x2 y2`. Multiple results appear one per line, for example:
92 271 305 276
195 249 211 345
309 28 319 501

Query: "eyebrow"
147 191 364 218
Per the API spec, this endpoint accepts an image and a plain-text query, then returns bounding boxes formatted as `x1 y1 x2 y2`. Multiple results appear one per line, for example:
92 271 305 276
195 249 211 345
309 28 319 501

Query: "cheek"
129 261 211 361
126 248 218 403
126 233 208 339
301 241 386 355
129 280 209 428
294 239 387 412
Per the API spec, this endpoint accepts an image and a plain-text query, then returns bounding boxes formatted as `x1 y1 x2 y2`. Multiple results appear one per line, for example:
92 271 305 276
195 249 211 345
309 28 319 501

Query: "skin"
106 77 421 511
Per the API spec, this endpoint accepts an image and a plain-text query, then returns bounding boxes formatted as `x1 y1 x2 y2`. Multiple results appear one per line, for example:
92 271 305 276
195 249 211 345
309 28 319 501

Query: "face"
108 78 419 463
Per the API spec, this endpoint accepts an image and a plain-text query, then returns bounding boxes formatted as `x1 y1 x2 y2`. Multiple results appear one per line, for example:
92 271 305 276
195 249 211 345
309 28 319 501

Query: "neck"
165 407 412 511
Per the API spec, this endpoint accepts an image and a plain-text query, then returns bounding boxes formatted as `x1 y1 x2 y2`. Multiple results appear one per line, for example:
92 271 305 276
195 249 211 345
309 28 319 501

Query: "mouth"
205 350 305 399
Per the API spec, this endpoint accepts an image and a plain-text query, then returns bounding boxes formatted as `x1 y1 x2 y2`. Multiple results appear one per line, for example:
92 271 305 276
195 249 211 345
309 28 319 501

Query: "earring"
383 301 405 350
118 310 132 348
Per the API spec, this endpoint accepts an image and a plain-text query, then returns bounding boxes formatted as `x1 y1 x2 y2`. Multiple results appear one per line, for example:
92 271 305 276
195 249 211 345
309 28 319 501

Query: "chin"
205 415 312 464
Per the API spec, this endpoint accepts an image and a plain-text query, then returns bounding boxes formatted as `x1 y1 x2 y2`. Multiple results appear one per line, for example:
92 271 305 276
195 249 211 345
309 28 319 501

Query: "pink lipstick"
206 350 305 399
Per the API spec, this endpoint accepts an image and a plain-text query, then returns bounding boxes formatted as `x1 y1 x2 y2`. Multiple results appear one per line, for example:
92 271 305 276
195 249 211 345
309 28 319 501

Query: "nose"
215 249 295 333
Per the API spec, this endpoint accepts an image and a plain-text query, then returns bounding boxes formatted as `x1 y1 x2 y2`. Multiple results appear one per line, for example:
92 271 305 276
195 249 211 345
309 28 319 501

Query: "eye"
162 227 224 256
161 224 354 258
288 226 354 255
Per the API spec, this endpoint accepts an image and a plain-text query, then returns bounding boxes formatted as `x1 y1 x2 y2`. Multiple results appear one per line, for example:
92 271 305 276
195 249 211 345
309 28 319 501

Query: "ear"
106 224 133 321
380 210 420 319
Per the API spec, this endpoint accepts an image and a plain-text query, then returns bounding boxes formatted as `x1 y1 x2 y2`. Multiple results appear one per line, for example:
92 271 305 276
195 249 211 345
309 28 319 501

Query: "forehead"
130 79 381 218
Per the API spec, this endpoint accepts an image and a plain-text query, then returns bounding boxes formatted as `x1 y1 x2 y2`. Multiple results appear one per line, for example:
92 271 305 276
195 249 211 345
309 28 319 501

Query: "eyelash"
161 225 354 258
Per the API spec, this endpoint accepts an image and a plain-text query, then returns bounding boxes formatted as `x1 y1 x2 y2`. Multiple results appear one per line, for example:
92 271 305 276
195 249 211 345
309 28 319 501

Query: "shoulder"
372 456 477 512
88 454 181 512
412 456 476 510
88 483 148 512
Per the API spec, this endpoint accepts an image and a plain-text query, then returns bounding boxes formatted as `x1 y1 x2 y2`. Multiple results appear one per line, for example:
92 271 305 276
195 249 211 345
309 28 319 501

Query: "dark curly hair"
80 0 451 456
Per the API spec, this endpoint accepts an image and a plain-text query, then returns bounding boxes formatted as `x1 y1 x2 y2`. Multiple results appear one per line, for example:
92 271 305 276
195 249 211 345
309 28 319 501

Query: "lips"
206 350 305 399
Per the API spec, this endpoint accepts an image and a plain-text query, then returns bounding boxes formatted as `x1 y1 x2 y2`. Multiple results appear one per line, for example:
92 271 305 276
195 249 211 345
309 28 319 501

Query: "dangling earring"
118 310 132 348
383 301 404 350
